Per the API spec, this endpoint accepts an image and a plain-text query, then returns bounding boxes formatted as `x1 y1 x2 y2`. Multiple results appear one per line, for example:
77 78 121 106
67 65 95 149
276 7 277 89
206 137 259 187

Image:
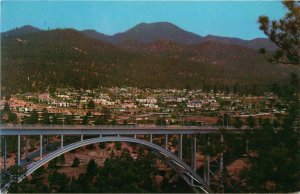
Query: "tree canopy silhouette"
258 1 300 65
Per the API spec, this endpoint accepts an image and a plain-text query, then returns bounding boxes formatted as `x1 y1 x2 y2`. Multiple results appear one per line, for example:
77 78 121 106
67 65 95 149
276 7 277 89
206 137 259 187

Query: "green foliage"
99 142 106 149
86 159 98 176
115 141 122 150
71 173 93 192
246 116 256 128
81 115 89 125
48 172 70 192
9 147 194 193
48 157 59 171
64 116 73 125
31 166 46 181
34 180 50 192
86 143 95 150
111 119 117 125
233 82 240 94
94 117 107 125
223 113 230 126
9 177 33 193
3 111 18 124
94 149 158 193
160 170 193 193
7 165 29 193
233 117 243 128
87 99 95 109
23 110 38 124
240 122 300 192
3 102 10 112
1 28 297 95
42 108 51 125
156 116 167 125
71 157 80 167
2 103 19 123
101 107 111 120
258 1 300 65
58 154 66 166
237 74 300 192
49 86 56 97
51 114 58 124
123 119 128 125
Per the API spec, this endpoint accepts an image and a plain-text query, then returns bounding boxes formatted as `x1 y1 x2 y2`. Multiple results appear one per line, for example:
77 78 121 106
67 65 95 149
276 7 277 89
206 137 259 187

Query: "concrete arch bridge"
0 125 245 193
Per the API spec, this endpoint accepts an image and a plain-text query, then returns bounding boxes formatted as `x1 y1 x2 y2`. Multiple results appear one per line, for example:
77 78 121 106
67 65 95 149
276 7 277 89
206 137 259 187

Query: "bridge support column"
190 134 197 185
207 155 210 187
61 134 64 148
40 134 43 159
4 136 7 171
192 134 197 171
150 134 153 143
134 134 136 139
81 134 83 141
165 134 168 150
18 134 21 166
204 155 206 182
46 136 48 148
25 137 29 160
220 134 224 192
246 138 249 153
99 134 102 138
179 134 182 159
206 137 211 187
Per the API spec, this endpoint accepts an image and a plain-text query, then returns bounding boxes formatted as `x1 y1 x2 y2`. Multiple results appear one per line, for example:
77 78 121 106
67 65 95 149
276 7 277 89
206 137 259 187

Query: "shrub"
71 157 80 167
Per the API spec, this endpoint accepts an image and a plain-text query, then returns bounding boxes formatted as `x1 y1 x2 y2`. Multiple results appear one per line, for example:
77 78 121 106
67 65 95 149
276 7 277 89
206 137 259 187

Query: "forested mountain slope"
1 28 297 95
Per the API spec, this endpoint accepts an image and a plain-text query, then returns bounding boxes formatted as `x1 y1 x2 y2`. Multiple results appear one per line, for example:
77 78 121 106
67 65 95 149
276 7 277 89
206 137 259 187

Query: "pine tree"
258 1 300 65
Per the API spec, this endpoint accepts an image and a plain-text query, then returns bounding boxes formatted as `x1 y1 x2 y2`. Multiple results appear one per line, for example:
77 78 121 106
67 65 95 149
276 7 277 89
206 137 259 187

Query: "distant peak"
15 25 41 31
2 25 41 37
130 22 182 30
21 25 38 28
82 29 97 32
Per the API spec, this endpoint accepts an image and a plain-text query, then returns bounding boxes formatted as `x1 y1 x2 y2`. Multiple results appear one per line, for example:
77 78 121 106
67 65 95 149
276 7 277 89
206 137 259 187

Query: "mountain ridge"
2 22 277 51
1 27 296 96
2 25 41 37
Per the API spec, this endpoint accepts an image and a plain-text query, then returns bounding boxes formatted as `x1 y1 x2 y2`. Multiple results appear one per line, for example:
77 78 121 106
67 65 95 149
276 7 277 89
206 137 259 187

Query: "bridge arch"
20 136 211 193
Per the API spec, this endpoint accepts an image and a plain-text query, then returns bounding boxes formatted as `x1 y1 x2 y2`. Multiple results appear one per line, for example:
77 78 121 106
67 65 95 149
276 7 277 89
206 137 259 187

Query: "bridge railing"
0 124 239 129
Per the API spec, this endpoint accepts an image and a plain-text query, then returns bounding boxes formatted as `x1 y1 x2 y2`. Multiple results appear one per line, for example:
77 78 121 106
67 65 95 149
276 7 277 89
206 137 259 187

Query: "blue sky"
1 1 286 40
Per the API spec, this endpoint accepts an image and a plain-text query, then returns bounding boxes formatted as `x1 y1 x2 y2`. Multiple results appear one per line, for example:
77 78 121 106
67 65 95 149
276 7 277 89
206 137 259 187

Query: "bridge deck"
0 125 243 135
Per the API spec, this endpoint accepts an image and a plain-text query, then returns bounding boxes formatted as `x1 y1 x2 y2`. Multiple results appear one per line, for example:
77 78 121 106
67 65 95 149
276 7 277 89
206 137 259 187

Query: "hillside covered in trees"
1 27 299 96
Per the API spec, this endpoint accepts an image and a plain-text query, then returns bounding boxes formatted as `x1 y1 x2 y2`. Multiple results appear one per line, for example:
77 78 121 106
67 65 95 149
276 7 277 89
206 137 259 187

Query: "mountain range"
1 22 297 95
2 22 277 51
